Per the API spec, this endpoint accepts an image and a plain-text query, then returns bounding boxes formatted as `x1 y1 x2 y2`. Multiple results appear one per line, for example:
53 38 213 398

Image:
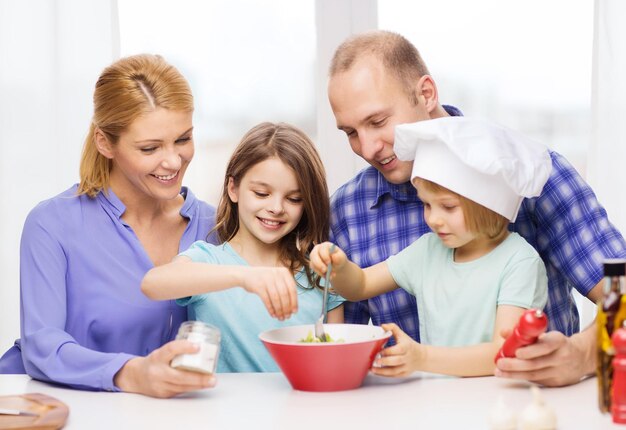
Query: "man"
327 30 626 386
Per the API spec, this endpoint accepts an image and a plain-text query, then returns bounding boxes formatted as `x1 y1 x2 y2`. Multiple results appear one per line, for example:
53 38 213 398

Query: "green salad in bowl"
299 331 344 343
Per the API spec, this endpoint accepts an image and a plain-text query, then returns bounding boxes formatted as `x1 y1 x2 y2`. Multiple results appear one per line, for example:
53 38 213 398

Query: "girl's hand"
114 340 217 398
371 323 422 377
241 266 298 320
309 242 347 278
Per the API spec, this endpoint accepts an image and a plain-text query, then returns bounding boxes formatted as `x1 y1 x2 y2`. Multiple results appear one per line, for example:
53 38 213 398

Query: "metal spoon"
314 244 336 342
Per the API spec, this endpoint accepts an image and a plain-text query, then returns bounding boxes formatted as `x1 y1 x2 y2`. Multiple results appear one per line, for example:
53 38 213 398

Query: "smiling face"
98 108 194 203
328 57 434 185
228 156 305 248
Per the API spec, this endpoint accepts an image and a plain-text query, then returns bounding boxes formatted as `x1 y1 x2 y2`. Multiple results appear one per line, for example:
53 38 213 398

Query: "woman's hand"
370 323 422 377
114 340 217 398
309 242 347 278
240 266 298 320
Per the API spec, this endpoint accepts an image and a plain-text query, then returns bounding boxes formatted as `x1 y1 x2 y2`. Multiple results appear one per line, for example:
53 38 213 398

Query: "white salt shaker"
170 321 220 374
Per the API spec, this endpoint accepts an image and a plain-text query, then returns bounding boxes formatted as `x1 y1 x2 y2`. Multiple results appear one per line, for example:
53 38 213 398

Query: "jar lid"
178 320 221 336
604 259 626 277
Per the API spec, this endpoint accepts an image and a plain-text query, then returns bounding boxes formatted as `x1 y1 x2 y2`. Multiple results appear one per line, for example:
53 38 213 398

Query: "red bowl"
259 324 391 392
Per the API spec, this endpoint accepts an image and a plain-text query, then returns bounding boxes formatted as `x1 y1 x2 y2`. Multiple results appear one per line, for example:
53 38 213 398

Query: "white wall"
0 0 118 353
587 0 626 234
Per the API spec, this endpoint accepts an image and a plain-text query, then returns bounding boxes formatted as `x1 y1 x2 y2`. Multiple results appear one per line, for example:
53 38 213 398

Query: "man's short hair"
329 30 430 105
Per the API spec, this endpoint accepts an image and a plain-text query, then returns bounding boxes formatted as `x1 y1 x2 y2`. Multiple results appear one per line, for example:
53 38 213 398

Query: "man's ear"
94 128 114 159
415 75 439 114
227 176 239 203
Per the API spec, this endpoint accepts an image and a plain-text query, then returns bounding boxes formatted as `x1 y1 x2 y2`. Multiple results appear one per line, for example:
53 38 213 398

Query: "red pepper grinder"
612 326 626 423
495 309 548 363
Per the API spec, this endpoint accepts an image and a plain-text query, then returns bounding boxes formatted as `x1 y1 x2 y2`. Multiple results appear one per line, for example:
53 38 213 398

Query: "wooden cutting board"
0 393 69 429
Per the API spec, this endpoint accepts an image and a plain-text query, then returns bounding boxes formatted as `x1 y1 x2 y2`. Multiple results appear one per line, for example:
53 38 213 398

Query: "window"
379 0 593 175
118 0 317 204
380 0 596 325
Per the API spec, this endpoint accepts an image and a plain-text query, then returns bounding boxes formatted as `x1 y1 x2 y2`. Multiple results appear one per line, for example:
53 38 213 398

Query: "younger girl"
142 122 344 372
310 117 550 378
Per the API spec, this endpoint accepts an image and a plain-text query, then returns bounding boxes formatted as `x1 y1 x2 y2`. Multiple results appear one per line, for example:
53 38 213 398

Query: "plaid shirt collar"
371 174 419 209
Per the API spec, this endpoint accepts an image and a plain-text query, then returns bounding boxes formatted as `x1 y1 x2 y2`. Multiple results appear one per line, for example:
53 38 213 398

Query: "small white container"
170 321 220 375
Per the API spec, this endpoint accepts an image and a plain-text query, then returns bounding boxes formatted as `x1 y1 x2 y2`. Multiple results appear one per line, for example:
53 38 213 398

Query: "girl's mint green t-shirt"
387 232 547 347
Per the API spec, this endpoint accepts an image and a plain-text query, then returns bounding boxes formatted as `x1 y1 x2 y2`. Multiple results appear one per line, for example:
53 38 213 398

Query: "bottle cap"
604 259 626 277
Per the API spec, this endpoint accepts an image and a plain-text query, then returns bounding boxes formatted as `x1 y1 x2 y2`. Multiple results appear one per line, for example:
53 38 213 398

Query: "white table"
0 373 620 429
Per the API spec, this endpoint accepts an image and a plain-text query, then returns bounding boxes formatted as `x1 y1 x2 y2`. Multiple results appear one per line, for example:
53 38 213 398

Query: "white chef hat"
394 116 552 222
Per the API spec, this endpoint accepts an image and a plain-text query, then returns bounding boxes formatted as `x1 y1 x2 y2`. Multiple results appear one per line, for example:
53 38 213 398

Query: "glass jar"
598 259 626 412
170 321 220 375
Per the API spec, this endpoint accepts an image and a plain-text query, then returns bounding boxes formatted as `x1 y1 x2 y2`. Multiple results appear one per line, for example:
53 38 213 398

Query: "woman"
0 54 217 398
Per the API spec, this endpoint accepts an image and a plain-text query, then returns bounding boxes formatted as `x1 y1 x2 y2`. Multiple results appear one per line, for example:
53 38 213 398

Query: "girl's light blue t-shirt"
177 241 345 373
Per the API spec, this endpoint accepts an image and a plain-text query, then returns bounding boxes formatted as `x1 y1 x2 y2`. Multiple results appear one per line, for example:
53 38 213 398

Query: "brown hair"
329 30 430 105
214 122 330 289
78 54 193 197
414 178 509 241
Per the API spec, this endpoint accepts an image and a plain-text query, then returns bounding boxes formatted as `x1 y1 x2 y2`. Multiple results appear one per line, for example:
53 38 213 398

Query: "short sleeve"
175 241 220 308
386 235 431 296
327 291 346 311
498 256 548 310
179 241 220 263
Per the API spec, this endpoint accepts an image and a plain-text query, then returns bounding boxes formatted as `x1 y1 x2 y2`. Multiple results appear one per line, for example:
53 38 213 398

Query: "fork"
314 244 336 342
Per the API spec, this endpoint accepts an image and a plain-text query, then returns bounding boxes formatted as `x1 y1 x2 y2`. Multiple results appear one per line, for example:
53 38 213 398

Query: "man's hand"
495 328 595 386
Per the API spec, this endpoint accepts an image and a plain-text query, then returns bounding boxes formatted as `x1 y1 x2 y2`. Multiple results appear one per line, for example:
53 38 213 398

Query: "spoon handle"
321 244 336 323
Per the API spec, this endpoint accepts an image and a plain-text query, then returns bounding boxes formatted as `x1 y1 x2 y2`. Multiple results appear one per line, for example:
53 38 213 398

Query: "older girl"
142 122 344 372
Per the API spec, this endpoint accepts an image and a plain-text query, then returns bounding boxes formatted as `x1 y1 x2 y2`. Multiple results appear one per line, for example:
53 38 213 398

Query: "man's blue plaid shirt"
329 108 626 340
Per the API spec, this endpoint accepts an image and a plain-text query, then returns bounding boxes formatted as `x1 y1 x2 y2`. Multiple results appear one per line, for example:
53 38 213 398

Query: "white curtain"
0 0 118 351
588 0 626 234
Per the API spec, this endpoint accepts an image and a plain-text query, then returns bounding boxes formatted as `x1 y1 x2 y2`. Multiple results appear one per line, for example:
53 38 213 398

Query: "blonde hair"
213 122 330 289
329 30 430 105
414 178 509 241
78 54 193 197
